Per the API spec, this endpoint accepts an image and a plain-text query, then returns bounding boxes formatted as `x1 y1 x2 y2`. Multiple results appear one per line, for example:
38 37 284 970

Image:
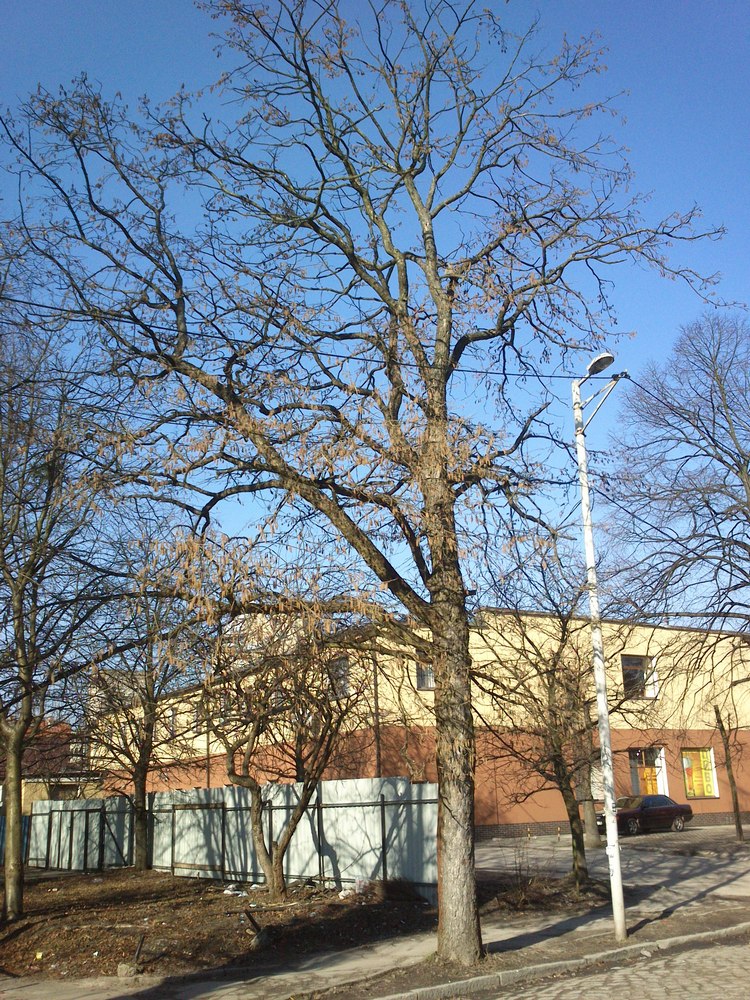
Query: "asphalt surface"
1 825 749 999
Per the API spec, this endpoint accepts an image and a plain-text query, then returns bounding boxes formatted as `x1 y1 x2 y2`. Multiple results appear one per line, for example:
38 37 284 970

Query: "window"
416 663 435 691
628 747 666 795
621 654 658 699
330 656 349 698
69 740 88 767
682 748 718 798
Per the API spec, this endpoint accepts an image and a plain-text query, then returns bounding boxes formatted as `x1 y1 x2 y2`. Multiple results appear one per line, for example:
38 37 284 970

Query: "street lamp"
572 352 628 943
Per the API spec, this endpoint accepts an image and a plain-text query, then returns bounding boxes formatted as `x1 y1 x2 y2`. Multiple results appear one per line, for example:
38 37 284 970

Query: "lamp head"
586 352 615 377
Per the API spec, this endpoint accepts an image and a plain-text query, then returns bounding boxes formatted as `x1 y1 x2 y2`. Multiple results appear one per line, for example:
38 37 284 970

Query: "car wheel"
627 818 640 835
672 816 685 832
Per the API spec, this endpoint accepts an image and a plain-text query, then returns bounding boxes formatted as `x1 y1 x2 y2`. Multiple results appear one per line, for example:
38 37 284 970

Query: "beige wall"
89 614 750 832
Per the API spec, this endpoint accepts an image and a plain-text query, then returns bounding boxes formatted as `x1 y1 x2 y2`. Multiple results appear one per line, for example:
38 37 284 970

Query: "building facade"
88 613 750 838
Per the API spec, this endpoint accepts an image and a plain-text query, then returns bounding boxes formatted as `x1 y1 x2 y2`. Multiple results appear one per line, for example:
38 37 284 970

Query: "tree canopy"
0 0 717 959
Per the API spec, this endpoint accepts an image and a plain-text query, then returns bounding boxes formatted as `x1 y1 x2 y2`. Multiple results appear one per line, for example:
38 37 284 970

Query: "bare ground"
0 868 436 980
2 862 750 997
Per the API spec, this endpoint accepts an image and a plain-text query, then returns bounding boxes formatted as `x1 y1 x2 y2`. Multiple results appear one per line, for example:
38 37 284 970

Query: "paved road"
478 940 750 999
476 827 750 915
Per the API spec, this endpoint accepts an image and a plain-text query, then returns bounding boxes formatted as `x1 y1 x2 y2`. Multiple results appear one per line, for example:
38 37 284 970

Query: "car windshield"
615 796 643 810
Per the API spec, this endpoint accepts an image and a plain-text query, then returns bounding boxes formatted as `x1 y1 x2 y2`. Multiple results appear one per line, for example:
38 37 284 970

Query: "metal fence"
27 777 438 899
0 814 30 859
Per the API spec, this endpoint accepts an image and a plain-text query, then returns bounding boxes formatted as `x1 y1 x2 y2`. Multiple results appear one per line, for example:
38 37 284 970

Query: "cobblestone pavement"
476 939 750 999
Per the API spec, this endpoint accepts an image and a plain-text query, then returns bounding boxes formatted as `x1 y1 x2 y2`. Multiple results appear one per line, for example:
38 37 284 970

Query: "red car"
597 794 694 836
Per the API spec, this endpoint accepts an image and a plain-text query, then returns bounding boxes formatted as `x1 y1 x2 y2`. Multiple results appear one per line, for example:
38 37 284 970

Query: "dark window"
653 795 674 806
330 656 349 698
621 655 654 698
416 664 435 690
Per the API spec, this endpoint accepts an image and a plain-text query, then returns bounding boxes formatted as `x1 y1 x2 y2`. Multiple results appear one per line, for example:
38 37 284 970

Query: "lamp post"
572 352 627 943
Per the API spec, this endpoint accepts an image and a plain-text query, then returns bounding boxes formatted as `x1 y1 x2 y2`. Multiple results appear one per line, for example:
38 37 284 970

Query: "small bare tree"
609 313 750 838
204 613 366 901
472 559 600 888
82 529 207 870
713 702 745 842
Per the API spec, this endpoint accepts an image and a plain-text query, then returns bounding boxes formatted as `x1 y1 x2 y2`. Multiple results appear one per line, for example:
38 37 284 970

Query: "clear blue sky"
1 0 747 424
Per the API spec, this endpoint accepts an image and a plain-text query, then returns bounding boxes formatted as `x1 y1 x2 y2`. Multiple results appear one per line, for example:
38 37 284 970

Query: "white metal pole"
572 377 627 943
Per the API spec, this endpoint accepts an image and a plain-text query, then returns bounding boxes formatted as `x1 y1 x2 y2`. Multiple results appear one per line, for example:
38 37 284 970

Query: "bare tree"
204 613 366 901
608 314 750 842
0 1 716 959
611 313 750 633
713 702 745 842
0 328 117 921
472 555 600 886
82 529 207 871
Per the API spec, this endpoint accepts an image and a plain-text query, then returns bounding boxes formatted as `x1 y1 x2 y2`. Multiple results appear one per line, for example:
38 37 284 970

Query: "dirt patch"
477 871 611 914
0 869 436 980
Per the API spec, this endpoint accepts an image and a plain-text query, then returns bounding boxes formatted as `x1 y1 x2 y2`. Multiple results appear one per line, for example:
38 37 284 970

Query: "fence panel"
69 809 87 869
27 812 50 868
0 815 31 863
49 809 70 869
102 799 131 868
172 802 225 879
25 777 438 897
223 786 257 881
317 782 385 885
151 803 173 871
283 790 322 882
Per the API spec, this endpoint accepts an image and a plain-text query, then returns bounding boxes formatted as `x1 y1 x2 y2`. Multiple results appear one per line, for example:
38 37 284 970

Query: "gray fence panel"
84 808 102 870
403 783 438 886
0 815 31 864
23 777 438 895
223 786 257 881
27 811 50 868
151 805 172 870
50 810 68 868
69 809 87 869
102 799 131 868
266 784 313 882
315 778 416 886
172 802 225 879
284 793 321 882
322 799 383 884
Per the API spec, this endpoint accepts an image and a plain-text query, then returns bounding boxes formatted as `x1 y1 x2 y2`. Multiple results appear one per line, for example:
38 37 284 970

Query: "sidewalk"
1 826 748 1000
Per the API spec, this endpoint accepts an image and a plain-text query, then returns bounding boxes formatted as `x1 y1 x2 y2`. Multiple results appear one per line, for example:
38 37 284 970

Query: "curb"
375 920 750 1000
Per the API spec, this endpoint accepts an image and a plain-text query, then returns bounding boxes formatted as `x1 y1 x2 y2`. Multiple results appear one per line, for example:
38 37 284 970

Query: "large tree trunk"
421 356 482 964
2 741 25 922
132 766 150 871
582 797 601 850
432 596 482 964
